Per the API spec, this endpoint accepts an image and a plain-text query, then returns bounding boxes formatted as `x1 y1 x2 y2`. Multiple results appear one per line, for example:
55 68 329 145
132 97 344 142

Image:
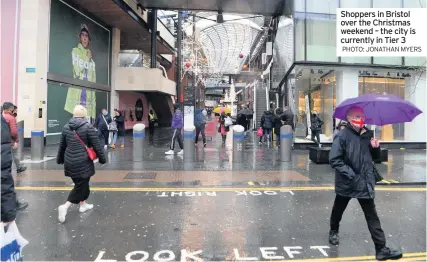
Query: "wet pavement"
12 129 427 261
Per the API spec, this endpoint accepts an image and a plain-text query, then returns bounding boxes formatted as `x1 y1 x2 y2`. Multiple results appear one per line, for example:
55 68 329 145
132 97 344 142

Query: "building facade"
272 0 426 144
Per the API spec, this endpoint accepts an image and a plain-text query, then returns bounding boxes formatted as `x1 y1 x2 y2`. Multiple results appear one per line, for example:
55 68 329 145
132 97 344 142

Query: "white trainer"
79 203 94 213
165 150 174 155
177 149 184 155
58 205 68 223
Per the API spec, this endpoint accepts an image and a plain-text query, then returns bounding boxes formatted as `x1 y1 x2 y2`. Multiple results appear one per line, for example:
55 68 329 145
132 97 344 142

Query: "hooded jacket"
194 109 207 129
1 115 16 222
329 125 381 199
261 111 274 129
171 108 183 129
57 118 106 179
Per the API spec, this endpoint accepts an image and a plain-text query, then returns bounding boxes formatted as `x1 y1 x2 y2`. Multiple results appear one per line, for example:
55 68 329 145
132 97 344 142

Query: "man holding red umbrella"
328 106 402 261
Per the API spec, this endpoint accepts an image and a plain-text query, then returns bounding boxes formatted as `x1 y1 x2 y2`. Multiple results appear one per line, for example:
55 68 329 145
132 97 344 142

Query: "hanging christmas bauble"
201 57 207 63
242 64 248 70
185 62 191 68
239 53 244 58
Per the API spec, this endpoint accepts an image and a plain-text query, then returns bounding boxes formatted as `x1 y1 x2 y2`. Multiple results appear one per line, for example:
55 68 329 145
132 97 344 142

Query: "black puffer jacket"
114 114 125 137
261 111 274 129
329 126 381 199
1 116 16 222
57 118 106 179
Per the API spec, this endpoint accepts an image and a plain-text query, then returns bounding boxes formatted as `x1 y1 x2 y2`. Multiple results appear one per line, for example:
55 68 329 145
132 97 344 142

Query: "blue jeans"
112 132 124 145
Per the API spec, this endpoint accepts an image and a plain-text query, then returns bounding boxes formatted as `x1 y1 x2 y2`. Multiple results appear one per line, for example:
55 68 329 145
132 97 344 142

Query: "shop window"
373 0 401 7
373 57 403 66
306 19 338 62
306 0 338 14
341 56 371 64
294 0 305 12
403 0 426 7
405 57 427 67
359 77 406 141
295 18 305 61
340 0 371 8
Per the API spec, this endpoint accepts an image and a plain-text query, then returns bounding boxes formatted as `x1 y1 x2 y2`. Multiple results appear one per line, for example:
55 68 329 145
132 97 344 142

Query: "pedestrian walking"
194 109 207 147
95 108 111 149
165 104 184 155
218 112 230 143
273 108 284 147
111 109 125 149
56 105 106 223
149 110 156 135
328 106 402 261
1 114 28 247
310 112 323 147
2 103 28 211
259 110 273 144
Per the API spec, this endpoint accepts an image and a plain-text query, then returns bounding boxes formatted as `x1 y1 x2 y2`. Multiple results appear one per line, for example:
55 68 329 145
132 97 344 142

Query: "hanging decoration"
239 53 244 59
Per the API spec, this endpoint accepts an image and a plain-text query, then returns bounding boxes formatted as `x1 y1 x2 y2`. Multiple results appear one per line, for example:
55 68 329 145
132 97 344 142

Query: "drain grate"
125 173 157 179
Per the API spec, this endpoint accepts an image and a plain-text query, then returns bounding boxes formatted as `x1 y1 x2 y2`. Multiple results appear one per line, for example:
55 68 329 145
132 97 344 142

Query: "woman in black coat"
111 110 125 149
218 112 230 143
56 105 106 223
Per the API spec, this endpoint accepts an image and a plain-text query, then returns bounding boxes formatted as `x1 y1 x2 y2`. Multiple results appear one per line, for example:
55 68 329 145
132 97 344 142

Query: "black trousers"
170 129 183 150
149 121 155 135
195 127 206 144
68 177 91 204
330 194 386 249
100 130 109 146
311 131 321 145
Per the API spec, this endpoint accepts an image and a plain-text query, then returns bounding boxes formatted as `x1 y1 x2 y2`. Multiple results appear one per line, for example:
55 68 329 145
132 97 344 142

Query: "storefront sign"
26 68 36 73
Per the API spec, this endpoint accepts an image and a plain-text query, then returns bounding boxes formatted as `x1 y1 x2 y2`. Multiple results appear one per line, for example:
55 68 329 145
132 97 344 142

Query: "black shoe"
16 201 29 211
329 230 339 245
203 143 207 148
376 247 402 261
17 166 27 174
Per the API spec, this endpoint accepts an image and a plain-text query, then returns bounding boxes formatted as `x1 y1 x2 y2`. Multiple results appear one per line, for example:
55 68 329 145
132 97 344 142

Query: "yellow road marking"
274 252 426 262
247 181 255 186
15 186 427 192
380 179 391 184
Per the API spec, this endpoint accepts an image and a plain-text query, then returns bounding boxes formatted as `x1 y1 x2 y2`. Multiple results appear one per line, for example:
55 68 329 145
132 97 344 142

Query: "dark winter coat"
282 109 294 130
114 114 125 136
95 113 112 131
311 115 323 132
1 116 16 222
329 125 381 199
261 111 273 129
57 118 106 179
273 109 284 134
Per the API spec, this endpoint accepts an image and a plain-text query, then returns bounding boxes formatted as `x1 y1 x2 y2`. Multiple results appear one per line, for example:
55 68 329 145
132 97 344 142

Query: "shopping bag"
1 222 27 262
225 117 233 127
256 128 264 137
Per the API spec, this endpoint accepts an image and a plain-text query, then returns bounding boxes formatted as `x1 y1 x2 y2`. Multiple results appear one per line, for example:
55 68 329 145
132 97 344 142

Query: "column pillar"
110 28 120 113
150 9 157 68
17 0 50 140
175 11 183 102
405 71 426 142
335 69 359 104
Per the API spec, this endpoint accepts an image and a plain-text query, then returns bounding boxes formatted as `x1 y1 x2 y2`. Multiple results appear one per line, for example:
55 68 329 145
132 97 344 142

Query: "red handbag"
73 131 98 160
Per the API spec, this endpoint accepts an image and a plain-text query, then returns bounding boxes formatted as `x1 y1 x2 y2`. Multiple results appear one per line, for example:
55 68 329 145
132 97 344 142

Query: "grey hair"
346 106 363 121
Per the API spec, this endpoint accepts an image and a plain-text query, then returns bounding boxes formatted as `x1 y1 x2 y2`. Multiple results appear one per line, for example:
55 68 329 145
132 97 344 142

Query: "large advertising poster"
49 0 110 85
46 83 108 144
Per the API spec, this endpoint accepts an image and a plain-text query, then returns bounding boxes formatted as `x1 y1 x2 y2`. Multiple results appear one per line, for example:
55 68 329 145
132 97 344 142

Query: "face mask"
351 118 365 128
103 112 108 116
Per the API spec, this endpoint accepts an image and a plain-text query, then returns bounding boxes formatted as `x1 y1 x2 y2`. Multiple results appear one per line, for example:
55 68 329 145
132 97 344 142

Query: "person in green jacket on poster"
72 24 96 82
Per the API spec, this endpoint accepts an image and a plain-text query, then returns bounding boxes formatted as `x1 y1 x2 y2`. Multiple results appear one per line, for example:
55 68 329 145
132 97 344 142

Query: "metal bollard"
31 130 45 161
133 124 145 160
183 126 195 162
17 121 24 161
232 125 245 163
280 125 293 162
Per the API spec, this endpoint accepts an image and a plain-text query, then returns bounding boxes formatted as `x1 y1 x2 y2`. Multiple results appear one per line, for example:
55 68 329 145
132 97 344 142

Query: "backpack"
195 113 204 128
